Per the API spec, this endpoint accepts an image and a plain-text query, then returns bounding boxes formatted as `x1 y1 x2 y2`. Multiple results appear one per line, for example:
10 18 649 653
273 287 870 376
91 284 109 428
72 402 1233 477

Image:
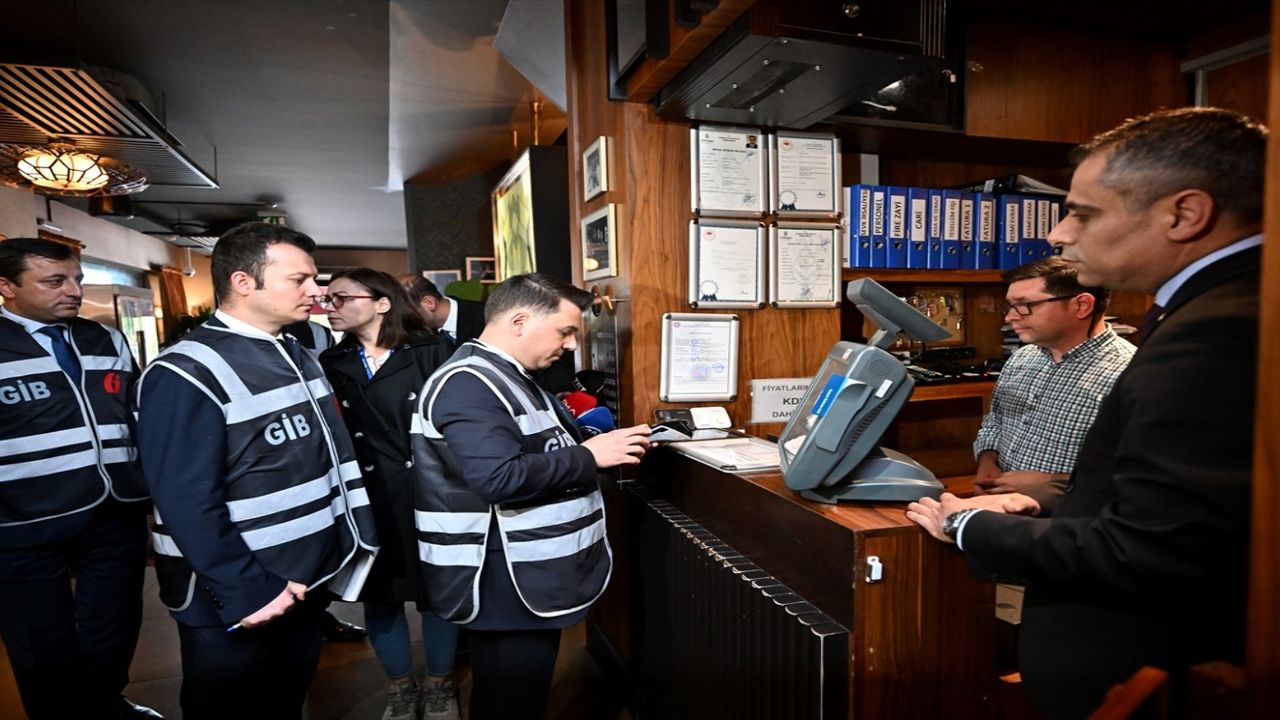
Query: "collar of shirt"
441 296 459 337
471 339 533 379
214 309 284 341
1154 233 1262 307
0 305 57 335
1040 325 1120 364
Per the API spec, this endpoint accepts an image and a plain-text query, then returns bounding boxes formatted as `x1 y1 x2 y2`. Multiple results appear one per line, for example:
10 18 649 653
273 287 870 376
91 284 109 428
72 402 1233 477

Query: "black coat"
321 332 452 602
961 246 1261 719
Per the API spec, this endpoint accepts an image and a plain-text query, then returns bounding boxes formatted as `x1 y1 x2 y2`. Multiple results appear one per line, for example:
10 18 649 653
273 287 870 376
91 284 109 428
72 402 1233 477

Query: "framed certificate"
769 131 841 218
659 313 740 402
690 126 767 217
688 219 765 309
769 222 841 308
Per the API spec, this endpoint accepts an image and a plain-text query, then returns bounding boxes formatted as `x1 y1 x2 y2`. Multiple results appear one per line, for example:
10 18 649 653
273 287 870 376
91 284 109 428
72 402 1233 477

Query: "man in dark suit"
907 107 1265 718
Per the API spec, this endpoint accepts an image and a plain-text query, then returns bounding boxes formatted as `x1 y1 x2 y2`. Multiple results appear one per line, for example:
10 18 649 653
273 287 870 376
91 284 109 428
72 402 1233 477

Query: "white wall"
0 186 178 271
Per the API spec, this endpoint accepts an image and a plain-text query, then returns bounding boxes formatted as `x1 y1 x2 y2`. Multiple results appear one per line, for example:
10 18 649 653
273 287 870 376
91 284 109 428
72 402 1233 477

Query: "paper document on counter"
671 436 780 472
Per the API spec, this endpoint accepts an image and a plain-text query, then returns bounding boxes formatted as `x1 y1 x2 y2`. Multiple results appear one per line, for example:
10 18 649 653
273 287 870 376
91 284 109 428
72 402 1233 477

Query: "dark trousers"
0 502 148 720
176 596 326 720
468 628 563 720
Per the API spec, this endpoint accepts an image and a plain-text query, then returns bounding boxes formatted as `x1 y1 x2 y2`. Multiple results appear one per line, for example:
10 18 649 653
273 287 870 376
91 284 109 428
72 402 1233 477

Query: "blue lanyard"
357 346 393 379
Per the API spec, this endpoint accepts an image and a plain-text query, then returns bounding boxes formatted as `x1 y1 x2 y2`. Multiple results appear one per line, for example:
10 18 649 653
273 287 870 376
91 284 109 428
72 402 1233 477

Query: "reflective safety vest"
0 316 146 544
410 343 611 623
141 318 378 607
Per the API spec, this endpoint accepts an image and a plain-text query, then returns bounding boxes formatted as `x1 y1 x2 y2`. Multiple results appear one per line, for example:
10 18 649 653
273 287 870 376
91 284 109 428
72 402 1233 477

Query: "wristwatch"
941 508 980 541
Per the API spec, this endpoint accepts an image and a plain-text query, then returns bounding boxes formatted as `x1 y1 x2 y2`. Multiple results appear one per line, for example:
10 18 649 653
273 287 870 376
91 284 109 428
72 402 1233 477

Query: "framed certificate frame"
690 126 767 217
688 219 765 309
769 222 841 308
659 313 740 402
769 131 841 218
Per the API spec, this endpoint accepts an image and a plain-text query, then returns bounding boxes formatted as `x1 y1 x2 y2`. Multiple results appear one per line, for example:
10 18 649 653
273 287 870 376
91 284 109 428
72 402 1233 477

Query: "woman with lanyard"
319 268 460 720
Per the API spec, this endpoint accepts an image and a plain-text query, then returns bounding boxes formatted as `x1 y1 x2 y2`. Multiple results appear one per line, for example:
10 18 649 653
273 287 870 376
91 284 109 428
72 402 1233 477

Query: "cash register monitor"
777 278 951 503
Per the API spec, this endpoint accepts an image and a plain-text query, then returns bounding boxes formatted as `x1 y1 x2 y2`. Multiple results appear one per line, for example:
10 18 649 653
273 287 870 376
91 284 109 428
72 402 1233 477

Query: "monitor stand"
800 447 945 504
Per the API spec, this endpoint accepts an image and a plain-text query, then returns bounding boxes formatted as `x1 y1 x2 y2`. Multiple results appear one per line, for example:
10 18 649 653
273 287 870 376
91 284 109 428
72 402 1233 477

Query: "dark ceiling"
0 0 565 250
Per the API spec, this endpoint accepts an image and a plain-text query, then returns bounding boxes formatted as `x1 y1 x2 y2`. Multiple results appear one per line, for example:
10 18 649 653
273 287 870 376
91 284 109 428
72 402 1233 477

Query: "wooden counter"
588 448 1012 719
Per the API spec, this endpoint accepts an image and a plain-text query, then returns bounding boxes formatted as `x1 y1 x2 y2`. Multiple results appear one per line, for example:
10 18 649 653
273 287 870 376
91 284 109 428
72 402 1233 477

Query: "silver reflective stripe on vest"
505 516 606 563
226 475 332 522
239 504 337 550
96 423 131 441
0 426 93 456
0 448 99 483
419 541 486 567
0 356 60 376
80 355 128 371
152 531 181 556
100 447 137 465
416 510 490 535
497 493 603 532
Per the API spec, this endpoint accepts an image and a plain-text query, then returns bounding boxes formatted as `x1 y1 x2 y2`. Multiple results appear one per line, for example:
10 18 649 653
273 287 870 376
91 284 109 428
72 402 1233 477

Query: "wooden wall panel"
966 21 1186 143
1247 1 1280 714
1207 52 1270 124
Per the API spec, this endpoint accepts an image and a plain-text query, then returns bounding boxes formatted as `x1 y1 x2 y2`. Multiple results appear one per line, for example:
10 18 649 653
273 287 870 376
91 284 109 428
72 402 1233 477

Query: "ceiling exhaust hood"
653 0 963 132
0 62 217 189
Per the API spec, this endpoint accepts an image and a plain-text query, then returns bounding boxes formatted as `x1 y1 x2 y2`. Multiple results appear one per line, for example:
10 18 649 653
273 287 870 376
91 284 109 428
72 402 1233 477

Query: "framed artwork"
422 269 461 289
582 136 609 202
581 204 617 281
491 151 536 280
465 256 496 281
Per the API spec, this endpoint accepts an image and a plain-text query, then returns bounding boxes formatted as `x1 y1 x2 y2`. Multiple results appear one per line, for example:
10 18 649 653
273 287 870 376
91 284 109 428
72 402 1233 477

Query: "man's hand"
974 469 1058 494
971 451 1003 494
238 581 308 629
582 424 651 468
906 492 1041 544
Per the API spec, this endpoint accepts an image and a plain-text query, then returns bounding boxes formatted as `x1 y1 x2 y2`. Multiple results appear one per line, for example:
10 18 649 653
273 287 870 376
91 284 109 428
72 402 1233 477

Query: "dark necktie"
281 336 310 370
1138 303 1165 343
38 325 82 378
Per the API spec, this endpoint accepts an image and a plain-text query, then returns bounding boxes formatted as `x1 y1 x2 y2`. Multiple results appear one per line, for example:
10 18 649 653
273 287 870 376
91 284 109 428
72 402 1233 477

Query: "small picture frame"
465 256 496 281
422 269 461 289
582 136 609 202
581 204 618 281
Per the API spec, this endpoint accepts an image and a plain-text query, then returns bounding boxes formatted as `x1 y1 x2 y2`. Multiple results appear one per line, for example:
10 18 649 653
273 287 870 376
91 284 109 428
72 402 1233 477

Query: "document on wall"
691 221 764 308
660 313 740 402
772 224 838 305
693 127 765 215
773 134 838 214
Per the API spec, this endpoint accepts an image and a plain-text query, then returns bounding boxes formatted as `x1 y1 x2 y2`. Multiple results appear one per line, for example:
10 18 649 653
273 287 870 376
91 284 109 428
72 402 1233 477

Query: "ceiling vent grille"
0 64 217 189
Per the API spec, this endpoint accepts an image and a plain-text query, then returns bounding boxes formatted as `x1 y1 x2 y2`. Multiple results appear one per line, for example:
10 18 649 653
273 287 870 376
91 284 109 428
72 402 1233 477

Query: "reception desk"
588 447 1015 719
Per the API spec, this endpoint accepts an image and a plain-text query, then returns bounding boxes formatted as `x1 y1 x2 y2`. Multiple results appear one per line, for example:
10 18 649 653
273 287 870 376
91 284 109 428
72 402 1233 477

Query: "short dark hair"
483 273 592 325
400 273 444 305
1003 256 1108 321
329 267 432 349
0 238 76 284
211 222 317 304
1071 107 1268 225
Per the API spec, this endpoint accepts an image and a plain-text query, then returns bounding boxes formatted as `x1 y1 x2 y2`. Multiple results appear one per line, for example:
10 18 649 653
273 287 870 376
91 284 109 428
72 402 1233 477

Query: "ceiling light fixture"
0 141 149 196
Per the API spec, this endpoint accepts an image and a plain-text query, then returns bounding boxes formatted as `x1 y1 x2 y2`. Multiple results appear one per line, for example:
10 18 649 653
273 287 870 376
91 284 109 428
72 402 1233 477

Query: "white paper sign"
749 377 813 424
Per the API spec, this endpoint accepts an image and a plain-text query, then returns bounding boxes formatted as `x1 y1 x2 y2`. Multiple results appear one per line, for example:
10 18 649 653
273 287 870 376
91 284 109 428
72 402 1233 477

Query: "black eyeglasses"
1003 295 1076 317
318 294 375 310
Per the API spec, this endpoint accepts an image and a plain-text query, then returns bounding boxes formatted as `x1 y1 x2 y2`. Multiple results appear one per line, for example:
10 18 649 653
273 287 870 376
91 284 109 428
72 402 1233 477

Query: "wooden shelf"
843 268 1003 284
910 380 996 402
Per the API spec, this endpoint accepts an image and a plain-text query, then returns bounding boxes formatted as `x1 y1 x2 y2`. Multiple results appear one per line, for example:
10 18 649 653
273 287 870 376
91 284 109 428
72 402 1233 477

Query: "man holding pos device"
411 273 647 720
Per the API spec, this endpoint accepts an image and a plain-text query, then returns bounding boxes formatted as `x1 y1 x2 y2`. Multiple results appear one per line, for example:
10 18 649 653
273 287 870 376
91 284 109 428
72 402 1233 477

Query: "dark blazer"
960 245 1261 719
444 295 577 394
321 332 452 602
448 296 487 345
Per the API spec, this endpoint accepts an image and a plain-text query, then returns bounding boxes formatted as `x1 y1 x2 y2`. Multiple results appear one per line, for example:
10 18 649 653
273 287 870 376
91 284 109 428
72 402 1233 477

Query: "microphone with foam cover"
576 406 616 437
563 391 598 418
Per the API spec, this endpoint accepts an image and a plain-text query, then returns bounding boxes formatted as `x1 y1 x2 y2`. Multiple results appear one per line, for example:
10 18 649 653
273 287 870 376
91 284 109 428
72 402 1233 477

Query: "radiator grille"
628 484 847 719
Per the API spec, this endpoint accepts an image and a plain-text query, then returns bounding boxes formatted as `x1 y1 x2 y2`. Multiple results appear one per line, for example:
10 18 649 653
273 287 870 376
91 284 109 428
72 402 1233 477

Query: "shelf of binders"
841 268 1003 284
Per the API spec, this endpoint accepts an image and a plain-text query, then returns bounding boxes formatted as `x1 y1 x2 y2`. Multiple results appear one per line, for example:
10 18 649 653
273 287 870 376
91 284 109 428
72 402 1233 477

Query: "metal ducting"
0 63 217 188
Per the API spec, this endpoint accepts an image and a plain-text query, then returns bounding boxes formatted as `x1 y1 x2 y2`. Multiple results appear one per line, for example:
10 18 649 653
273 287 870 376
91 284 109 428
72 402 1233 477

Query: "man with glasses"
908 108 1265 718
972 256 1135 495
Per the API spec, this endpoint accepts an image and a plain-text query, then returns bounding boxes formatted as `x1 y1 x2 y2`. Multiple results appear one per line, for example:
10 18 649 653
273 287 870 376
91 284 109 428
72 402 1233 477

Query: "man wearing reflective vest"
135 223 377 720
0 237 160 719
411 273 651 720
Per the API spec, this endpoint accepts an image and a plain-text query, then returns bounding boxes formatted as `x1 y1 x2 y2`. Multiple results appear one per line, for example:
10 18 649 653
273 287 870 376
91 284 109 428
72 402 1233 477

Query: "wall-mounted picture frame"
581 204 618 281
659 313 740 403
491 150 536 281
690 125 767 218
769 131 841 219
769 222 841 308
422 269 461 290
689 219 765 309
465 256 496 281
582 136 609 202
